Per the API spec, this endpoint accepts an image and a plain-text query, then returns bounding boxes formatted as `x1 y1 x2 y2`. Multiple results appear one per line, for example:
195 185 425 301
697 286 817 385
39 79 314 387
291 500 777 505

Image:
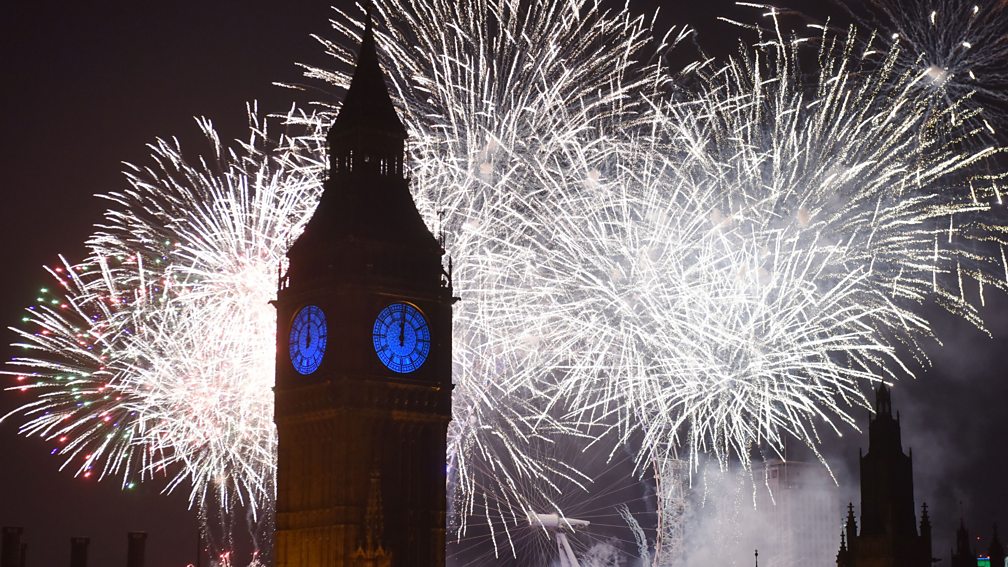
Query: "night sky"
1 1 1005 566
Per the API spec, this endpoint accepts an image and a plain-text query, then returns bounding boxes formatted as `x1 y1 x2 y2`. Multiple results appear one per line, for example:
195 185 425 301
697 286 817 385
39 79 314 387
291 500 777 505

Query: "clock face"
373 303 430 374
289 305 327 375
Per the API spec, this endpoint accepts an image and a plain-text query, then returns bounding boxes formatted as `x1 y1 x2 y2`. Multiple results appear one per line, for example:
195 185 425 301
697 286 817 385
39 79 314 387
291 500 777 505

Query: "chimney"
127 532 147 567
70 536 89 567
1 527 23 567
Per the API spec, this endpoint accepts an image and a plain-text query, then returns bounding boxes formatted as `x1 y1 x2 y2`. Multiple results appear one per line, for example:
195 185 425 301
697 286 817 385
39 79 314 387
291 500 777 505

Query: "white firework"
4 105 326 521
836 0 1008 139
447 429 658 566
519 18 1008 475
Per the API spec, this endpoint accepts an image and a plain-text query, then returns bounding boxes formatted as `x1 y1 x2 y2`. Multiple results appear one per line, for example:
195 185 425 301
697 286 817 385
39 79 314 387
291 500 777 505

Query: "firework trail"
834 0 1008 141
4 106 325 523
447 430 658 566
520 16 1008 475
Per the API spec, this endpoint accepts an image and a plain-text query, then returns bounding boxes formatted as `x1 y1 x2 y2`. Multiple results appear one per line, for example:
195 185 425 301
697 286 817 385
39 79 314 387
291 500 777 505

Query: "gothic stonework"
836 385 932 567
273 9 453 567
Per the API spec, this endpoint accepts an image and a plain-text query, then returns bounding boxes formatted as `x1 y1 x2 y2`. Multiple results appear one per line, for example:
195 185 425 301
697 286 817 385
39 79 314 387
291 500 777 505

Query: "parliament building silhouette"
836 384 933 567
836 385 1005 567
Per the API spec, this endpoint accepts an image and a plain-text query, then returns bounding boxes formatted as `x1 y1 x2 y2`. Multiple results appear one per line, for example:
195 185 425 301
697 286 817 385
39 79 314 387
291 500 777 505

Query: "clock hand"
399 311 406 347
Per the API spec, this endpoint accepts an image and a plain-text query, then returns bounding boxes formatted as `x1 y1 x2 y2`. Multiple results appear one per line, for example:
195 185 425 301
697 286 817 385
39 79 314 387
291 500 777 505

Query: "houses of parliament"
836 385 1004 567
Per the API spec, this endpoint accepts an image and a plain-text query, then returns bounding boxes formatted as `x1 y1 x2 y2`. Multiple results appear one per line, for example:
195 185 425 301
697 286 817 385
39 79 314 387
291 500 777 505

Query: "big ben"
273 9 453 567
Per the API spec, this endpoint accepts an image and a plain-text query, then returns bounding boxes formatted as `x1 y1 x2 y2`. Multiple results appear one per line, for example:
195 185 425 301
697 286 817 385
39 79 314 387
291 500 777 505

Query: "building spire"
990 523 1006 567
845 502 858 537
838 530 850 567
285 0 439 286
920 503 931 531
325 2 407 180
875 383 892 417
957 518 971 555
329 2 405 141
952 518 975 567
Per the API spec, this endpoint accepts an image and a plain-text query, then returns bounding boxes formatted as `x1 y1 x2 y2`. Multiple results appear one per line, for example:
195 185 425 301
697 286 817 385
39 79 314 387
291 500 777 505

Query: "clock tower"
273 10 453 567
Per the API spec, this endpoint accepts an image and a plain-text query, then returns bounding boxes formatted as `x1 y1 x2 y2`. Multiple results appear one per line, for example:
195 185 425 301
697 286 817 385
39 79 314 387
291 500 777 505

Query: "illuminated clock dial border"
372 303 431 374
289 304 327 375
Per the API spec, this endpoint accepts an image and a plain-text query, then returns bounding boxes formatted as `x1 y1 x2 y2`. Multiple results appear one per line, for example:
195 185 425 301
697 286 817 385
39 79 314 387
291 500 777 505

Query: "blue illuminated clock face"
373 303 430 374
289 305 327 375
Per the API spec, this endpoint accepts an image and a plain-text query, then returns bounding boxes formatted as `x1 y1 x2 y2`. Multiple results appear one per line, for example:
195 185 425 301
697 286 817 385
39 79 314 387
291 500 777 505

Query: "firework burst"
836 0 1008 140
520 18 1008 475
4 106 325 520
447 429 658 566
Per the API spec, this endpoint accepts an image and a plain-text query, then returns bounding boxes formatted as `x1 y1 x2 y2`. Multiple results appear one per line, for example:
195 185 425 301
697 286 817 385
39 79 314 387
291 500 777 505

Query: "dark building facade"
1 527 26 567
69 537 89 567
951 521 1006 567
126 532 147 567
837 385 932 567
1 527 147 567
272 8 454 567
989 524 1007 567
951 520 974 567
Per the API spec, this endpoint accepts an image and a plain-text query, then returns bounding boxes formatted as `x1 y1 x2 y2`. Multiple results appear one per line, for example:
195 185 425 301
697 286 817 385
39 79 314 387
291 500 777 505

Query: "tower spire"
875 383 892 417
838 530 851 567
990 523 1006 567
286 3 441 286
845 502 858 541
952 519 974 567
325 1 406 176
329 2 405 147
